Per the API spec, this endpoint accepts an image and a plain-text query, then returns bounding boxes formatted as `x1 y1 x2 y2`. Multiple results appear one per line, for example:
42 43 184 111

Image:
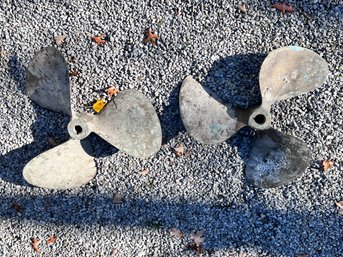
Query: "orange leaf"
106 86 120 98
31 238 41 254
322 160 335 172
91 34 109 46
143 28 160 46
46 234 57 245
92 99 106 113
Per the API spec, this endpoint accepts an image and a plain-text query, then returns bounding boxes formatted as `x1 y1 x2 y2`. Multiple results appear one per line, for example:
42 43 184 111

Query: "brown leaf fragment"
31 238 41 254
46 234 57 245
139 168 150 176
91 33 110 46
186 230 205 255
106 86 120 98
238 2 248 14
54 35 66 46
186 241 202 256
190 230 205 246
297 254 309 257
272 2 295 16
336 201 343 216
113 193 123 204
69 68 79 77
170 228 183 239
143 28 160 46
173 144 184 157
11 202 23 212
322 160 335 172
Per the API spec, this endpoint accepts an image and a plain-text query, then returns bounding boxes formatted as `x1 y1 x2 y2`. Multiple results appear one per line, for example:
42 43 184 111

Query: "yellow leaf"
93 99 106 113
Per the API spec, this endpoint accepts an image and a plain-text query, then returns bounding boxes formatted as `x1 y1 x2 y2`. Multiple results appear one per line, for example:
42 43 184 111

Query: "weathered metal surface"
23 139 96 189
89 90 162 158
26 47 71 115
179 76 247 144
259 46 329 107
245 129 311 188
179 47 329 188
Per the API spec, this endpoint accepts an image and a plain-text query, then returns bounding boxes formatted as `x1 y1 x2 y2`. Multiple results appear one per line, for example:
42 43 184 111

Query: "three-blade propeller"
179 46 329 188
23 47 162 189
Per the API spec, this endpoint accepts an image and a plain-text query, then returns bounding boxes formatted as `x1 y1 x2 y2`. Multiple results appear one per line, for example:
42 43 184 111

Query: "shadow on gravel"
0 194 341 256
0 56 118 186
159 82 186 144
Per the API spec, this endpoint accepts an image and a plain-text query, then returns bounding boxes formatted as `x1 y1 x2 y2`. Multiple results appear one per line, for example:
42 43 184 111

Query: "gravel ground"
0 0 342 256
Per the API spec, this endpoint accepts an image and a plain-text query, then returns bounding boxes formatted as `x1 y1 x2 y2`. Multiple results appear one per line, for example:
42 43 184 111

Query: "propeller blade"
245 129 312 188
23 139 96 189
89 90 162 159
26 47 71 115
179 76 248 144
259 46 329 107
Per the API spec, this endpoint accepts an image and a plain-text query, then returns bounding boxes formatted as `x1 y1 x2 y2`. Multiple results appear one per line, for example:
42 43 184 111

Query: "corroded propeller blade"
23 140 96 189
67 90 162 159
259 46 329 107
245 129 312 188
26 47 71 115
179 76 247 144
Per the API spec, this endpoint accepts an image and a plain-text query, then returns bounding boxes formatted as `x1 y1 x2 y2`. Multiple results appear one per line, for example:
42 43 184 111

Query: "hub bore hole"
74 125 83 134
254 114 266 125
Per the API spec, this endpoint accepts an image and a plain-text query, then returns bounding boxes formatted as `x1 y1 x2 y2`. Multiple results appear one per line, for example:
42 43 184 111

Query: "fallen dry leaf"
92 33 110 46
139 168 150 176
170 228 183 239
186 230 205 255
92 99 106 113
238 2 248 14
336 201 343 216
54 35 66 46
143 28 160 46
106 86 120 98
174 144 184 157
69 68 79 77
272 2 295 16
190 230 205 246
11 202 23 212
322 160 335 172
31 238 41 254
46 234 57 245
113 193 123 204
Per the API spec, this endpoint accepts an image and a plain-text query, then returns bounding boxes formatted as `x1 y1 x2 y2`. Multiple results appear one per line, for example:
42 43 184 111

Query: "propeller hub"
67 117 91 140
248 106 271 130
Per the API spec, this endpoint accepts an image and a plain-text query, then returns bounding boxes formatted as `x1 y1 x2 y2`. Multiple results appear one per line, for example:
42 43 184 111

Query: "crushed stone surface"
0 0 342 256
